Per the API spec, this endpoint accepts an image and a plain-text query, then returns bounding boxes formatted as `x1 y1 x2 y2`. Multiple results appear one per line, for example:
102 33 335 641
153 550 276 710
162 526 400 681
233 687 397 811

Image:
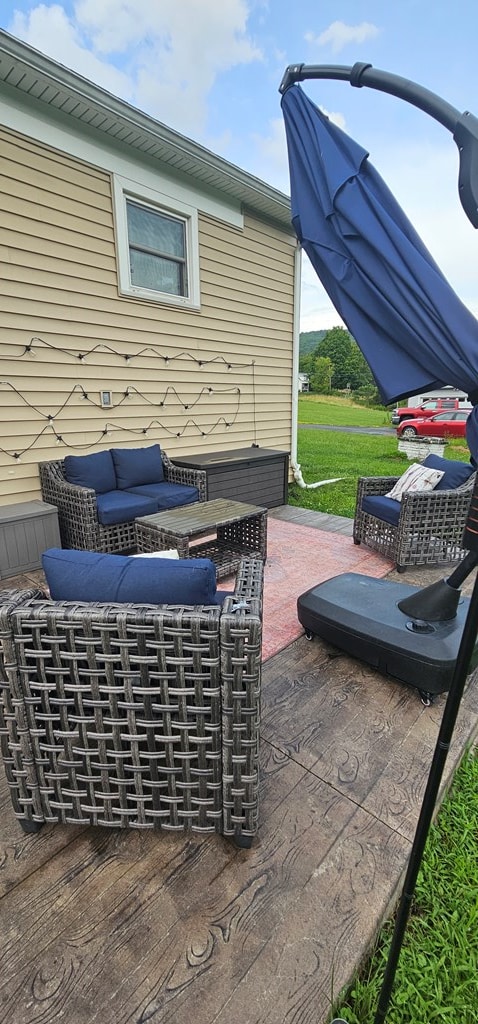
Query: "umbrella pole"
372 565 478 1024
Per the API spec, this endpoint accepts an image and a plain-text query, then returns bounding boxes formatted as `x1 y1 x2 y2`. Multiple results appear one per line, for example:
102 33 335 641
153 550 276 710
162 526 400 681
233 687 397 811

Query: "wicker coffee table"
134 498 268 578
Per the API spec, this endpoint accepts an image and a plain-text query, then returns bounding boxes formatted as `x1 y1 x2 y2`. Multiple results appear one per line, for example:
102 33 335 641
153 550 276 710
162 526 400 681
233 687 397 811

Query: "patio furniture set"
0 445 269 848
0 443 475 849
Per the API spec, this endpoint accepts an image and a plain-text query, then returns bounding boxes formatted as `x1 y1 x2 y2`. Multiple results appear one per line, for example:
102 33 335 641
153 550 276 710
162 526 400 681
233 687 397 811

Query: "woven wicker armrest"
39 459 104 550
398 478 474 523
161 451 207 501
219 556 263 845
356 475 400 502
228 555 264 603
39 460 97 506
47 476 97 507
0 587 46 679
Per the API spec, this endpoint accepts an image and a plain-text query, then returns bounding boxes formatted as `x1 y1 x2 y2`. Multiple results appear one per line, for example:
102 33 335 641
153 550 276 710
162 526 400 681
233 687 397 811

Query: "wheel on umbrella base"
305 629 314 641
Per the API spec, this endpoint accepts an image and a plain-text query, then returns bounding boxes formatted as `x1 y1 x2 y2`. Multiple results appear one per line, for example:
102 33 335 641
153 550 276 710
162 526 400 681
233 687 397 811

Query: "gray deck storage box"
0 500 61 578
172 447 289 508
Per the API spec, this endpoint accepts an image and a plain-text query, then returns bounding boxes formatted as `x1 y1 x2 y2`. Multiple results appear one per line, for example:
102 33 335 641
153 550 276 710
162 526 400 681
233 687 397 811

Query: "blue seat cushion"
111 444 164 488
96 490 157 525
42 548 221 605
126 482 199 509
362 495 401 526
63 450 116 494
422 454 474 490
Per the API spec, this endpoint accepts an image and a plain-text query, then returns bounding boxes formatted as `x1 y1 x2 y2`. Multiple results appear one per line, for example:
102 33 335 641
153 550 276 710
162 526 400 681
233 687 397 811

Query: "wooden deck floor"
1 507 477 1024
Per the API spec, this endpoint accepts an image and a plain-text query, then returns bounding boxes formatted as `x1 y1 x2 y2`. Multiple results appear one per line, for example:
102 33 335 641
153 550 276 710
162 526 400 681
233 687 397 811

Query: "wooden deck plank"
270 505 354 535
261 635 478 840
0 748 410 1024
0 766 88 897
1 508 477 1024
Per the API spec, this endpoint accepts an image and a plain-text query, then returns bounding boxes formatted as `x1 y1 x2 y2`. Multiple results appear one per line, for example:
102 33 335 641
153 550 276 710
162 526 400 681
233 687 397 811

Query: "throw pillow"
386 463 444 502
132 549 179 559
111 444 164 488
422 454 475 490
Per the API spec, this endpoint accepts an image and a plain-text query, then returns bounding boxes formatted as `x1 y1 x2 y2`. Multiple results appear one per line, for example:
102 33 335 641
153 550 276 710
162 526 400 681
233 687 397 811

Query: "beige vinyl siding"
0 125 295 504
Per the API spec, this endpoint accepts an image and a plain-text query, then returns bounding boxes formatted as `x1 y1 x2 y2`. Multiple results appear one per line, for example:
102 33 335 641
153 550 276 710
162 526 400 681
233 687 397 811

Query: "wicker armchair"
39 451 206 553
0 556 263 848
353 472 475 572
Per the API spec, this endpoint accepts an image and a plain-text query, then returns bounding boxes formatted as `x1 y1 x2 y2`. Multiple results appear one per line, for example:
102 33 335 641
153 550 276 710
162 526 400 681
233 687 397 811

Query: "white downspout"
290 244 342 490
290 242 301 471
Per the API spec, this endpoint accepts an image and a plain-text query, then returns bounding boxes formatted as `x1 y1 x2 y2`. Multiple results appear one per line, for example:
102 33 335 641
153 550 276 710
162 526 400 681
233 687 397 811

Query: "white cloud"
318 105 346 130
300 254 345 331
10 4 131 97
251 116 289 191
248 105 346 194
299 135 478 331
306 21 380 55
371 137 478 314
9 1 262 137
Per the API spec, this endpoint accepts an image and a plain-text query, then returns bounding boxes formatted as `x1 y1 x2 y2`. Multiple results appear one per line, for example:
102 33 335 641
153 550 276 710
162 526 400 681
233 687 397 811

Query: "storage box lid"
0 500 58 524
175 447 289 468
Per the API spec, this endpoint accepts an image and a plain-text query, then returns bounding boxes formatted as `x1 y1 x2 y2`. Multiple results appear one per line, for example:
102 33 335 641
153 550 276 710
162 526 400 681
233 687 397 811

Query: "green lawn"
298 394 393 427
291 398 471 518
295 397 477 1024
331 746 478 1024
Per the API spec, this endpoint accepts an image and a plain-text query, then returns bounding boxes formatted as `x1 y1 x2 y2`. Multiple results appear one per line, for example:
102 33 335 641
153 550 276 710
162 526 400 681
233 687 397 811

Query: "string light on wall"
0 401 241 459
0 337 258 460
1 380 240 417
15 336 254 370
121 384 240 412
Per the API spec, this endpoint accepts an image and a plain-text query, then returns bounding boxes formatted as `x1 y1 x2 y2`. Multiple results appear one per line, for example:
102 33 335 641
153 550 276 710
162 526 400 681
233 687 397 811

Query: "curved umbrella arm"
279 62 478 228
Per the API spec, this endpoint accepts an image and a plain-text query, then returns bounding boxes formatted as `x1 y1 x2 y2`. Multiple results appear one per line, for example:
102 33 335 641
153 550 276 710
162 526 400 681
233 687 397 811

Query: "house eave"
0 28 292 229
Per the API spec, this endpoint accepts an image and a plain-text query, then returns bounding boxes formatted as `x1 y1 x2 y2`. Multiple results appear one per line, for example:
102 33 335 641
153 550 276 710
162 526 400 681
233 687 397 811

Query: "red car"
397 410 470 439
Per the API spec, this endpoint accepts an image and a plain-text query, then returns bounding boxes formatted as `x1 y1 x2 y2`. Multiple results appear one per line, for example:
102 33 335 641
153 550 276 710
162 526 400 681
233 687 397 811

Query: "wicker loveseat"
353 454 476 572
39 445 206 553
0 555 263 848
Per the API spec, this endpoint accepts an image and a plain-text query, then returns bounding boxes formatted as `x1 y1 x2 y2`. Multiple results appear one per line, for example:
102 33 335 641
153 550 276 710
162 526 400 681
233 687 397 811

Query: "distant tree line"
299 326 381 403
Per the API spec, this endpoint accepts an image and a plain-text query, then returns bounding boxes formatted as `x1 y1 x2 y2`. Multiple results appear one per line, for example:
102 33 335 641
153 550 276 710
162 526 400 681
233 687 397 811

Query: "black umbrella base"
297 572 476 703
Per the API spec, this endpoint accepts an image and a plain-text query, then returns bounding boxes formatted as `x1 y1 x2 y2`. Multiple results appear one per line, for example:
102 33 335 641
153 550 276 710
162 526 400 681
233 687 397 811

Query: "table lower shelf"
188 541 263 579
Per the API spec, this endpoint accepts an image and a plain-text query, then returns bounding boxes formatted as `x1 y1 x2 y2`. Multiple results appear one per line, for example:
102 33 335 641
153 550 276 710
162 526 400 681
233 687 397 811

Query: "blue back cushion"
63 450 116 494
111 445 164 489
422 454 474 490
42 548 220 605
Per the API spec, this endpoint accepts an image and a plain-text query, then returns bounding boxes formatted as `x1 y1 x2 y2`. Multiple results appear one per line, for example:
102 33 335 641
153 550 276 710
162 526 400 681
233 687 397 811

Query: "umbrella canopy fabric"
281 84 478 459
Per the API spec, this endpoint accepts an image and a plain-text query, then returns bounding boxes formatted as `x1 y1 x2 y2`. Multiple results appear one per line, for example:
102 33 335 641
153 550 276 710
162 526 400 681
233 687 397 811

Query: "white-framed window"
113 175 200 308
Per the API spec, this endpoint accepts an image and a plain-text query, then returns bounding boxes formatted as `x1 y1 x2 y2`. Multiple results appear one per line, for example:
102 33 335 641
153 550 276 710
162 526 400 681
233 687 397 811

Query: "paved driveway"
299 423 395 436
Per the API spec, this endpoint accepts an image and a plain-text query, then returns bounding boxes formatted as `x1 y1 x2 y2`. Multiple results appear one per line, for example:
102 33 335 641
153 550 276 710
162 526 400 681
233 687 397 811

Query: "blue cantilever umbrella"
282 78 478 1024
281 83 478 459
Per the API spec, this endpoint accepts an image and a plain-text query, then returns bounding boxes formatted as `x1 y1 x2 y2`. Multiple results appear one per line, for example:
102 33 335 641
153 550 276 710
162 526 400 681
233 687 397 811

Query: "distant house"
298 373 310 392
405 386 469 407
0 30 299 505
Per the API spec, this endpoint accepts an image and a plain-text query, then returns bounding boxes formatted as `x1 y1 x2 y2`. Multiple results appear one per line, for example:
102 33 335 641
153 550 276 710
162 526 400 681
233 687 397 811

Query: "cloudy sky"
2 0 478 331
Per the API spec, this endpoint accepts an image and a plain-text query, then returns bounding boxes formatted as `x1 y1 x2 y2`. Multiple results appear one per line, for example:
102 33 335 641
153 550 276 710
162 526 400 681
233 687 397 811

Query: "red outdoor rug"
221 518 393 661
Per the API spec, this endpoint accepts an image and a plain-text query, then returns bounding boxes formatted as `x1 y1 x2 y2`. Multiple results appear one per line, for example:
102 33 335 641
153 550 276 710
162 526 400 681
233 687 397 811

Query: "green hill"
299 330 327 355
